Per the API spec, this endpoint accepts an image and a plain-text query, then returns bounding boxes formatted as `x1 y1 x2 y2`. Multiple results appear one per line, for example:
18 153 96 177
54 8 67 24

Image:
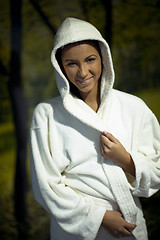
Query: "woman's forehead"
61 40 100 57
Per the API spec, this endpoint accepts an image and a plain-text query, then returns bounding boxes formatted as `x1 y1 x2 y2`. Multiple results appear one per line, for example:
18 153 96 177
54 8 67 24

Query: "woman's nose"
78 63 88 78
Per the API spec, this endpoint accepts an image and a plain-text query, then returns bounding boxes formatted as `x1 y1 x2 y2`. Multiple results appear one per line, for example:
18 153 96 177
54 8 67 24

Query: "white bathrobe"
30 17 160 240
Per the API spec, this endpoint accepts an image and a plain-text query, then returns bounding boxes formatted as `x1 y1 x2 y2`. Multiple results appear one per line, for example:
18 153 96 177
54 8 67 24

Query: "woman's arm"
30 104 106 240
129 109 160 197
100 105 160 198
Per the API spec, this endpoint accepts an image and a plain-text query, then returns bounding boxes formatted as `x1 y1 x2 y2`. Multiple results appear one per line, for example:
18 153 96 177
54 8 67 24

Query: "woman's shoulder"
111 89 154 119
33 95 62 115
31 96 63 126
112 89 148 108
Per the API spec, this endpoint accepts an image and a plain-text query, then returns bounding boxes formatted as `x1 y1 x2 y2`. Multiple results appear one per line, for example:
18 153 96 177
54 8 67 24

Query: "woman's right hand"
102 210 136 238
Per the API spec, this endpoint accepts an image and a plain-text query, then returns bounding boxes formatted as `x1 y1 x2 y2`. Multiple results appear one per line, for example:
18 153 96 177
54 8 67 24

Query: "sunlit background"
0 0 160 239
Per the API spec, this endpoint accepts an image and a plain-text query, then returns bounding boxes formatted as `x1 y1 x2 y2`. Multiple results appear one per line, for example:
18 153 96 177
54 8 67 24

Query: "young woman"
30 17 160 240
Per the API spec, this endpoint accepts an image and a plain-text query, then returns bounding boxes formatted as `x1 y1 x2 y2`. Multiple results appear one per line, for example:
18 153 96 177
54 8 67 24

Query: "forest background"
0 0 160 239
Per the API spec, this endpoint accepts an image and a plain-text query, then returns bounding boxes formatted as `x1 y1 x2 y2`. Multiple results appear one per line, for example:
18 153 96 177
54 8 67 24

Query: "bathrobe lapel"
102 161 137 223
64 94 138 224
64 94 108 132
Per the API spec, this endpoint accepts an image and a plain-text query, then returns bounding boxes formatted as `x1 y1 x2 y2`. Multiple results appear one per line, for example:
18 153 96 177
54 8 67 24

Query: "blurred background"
0 0 160 239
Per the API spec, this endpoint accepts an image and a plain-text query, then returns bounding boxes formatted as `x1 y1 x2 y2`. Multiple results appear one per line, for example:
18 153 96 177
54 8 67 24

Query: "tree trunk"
9 0 28 238
101 0 112 48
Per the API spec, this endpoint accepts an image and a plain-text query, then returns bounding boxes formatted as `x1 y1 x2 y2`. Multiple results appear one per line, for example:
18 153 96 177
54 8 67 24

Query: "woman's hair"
56 40 102 98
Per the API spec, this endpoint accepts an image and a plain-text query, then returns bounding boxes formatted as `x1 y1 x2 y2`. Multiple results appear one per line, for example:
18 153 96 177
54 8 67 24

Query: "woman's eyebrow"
64 59 76 62
64 54 97 62
85 54 97 59
87 54 97 58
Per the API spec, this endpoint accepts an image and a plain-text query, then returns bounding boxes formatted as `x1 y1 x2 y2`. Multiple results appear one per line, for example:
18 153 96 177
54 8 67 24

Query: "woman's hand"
102 210 136 238
100 132 135 176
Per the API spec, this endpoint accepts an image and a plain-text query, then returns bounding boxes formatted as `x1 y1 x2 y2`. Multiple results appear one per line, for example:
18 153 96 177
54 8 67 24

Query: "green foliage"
113 0 160 92
0 75 12 123
135 88 160 122
80 0 106 35
0 1 10 68
0 122 50 240
0 123 15 200
0 1 11 123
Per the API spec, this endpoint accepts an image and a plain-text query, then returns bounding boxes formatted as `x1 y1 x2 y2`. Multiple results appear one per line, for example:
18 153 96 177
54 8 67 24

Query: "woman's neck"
79 81 101 112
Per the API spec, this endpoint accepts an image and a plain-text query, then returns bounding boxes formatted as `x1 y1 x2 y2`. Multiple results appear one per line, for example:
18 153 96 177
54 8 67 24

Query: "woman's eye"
87 58 95 63
67 62 76 66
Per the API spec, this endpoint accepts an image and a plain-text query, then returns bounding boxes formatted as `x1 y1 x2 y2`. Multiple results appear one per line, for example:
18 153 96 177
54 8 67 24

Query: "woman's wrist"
120 153 135 177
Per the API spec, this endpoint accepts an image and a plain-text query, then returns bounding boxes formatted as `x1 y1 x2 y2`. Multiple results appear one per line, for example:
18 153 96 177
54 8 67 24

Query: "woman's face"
61 41 102 98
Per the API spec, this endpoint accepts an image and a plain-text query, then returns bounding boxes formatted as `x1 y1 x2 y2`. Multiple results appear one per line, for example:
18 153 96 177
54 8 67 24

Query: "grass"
0 122 16 200
135 88 160 122
0 122 49 240
0 87 160 239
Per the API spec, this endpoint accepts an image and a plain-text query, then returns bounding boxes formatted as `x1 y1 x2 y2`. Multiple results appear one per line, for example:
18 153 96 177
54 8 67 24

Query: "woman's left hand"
100 132 135 176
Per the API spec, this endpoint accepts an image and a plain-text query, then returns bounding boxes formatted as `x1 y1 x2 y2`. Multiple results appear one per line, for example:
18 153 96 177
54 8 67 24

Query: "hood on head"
51 17 115 110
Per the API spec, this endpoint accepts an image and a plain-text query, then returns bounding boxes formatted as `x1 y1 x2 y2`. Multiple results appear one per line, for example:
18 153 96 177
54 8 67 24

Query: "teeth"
79 79 89 83
77 78 91 83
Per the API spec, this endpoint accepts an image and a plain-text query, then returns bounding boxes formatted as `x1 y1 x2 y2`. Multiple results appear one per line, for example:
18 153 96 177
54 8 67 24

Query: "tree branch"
122 0 160 9
29 0 56 36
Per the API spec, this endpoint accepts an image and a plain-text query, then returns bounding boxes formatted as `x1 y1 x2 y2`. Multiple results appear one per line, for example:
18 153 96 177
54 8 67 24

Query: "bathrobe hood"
51 17 115 117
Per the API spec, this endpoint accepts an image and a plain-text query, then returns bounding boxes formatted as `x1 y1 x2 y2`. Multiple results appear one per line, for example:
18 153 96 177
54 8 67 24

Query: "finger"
115 228 132 238
126 223 137 230
102 131 108 137
100 134 111 147
122 228 133 236
103 132 119 144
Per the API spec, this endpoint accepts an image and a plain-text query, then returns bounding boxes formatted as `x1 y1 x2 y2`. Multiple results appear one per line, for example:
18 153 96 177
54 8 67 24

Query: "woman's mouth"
76 77 92 85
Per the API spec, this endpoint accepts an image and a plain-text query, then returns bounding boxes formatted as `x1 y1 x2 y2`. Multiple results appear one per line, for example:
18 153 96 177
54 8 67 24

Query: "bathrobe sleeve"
30 103 106 240
130 105 160 198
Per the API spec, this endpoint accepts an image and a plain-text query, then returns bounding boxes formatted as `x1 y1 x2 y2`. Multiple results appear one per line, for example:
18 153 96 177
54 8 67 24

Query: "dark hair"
56 40 102 98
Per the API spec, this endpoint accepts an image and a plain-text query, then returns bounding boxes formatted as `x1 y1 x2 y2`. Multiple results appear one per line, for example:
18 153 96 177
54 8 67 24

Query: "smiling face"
61 41 102 100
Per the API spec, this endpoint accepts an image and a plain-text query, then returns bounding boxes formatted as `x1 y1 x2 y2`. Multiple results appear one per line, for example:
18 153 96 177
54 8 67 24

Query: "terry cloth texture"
30 17 160 240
